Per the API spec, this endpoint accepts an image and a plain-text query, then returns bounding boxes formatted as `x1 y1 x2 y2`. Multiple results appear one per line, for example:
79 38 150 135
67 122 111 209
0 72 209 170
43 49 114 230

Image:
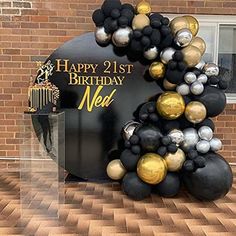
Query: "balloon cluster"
92 0 233 201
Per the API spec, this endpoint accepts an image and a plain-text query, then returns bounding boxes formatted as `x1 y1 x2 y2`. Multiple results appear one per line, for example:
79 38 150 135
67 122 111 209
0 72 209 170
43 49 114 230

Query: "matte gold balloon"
132 14 150 30
170 16 189 35
106 159 126 180
149 62 166 79
184 15 199 36
185 101 207 124
182 45 202 67
163 79 177 90
190 37 206 55
164 149 186 171
137 153 167 185
156 92 185 120
136 0 151 14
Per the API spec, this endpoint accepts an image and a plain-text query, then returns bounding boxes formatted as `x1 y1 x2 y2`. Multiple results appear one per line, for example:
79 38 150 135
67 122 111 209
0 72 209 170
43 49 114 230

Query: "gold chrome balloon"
136 0 151 14
182 45 202 67
170 16 189 35
106 159 126 180
156 92 185 120
163 79 177 90
190 37 206 55
137 153 167 185
164 149 186 171
132 14 150 30
149 62 166 79
185 101 207 124
184 15 199 36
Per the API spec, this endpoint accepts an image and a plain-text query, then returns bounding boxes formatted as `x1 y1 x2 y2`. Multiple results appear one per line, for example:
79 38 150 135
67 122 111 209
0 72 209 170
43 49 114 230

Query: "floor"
0 168 236 236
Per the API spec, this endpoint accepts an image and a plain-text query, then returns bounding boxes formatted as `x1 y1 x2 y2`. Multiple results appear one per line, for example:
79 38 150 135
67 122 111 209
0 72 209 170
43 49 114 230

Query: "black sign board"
42 33 161 180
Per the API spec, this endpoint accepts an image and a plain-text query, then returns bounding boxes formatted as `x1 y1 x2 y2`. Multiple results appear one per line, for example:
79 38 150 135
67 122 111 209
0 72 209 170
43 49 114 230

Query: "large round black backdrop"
34 33 161 180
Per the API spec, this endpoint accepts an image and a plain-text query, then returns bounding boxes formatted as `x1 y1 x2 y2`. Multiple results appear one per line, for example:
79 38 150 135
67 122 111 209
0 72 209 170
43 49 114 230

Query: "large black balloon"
136 125 162 152
153 172 181 197
122 172 152 200
183 153 233 201
120 149 140 171
194 86 226 117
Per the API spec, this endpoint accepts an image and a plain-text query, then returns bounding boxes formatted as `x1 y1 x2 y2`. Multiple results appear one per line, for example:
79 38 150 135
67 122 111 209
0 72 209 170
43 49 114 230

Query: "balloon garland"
92 0 233 201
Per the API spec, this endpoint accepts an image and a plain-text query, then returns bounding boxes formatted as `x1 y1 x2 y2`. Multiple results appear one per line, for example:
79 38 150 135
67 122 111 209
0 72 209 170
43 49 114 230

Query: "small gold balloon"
136 0 151 14
164 149 186 171
170 16 189 35
106 159 126 180
182 45 202 68
137 153 167 185
184 15 199 36
156 92 185 120
149 62 166 79
163 79 177 90
132 14 150 30
190 37 206 55
185 101 207 124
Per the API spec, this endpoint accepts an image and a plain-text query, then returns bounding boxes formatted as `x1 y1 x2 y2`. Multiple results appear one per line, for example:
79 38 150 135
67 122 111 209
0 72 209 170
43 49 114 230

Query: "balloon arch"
93 0 233 201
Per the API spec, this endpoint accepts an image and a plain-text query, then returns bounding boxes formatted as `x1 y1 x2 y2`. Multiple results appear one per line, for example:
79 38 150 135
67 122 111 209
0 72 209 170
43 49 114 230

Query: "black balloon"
122 172 152 200
136 125 162 152
102 0 122 16
183 153 233 201
150 29 161 46
166 59 186 85
162 120 180 133
120 149 140 171
196 118 215 131
194 86 226 117
92 9 105 27
122 3 134 12
153 172 181 197
157 146 167 156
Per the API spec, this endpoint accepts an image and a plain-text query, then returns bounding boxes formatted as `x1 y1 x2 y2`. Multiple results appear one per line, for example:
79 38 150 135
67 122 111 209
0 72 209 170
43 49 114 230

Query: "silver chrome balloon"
196 140 210 154
174 28 193 47
210 138 222 152
176 83 190 96
144 46 158 60
190 81 204 95
160 47 176 64
168 129 185 146
182 128 199 151
112 27 132 47
203 63 219 77
95 27 111 45
195 59 206 70
184 72 197 84
197 74 208 84
198 126 213 141
122 120 141 140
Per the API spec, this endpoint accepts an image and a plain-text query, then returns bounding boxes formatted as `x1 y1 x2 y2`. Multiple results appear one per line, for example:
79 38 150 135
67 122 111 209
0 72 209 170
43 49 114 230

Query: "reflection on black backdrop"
32 115 52 154
99 104 118 156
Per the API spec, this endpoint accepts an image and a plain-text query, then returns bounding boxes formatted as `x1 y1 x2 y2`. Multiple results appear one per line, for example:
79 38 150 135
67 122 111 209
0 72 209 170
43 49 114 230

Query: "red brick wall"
1 0 236 165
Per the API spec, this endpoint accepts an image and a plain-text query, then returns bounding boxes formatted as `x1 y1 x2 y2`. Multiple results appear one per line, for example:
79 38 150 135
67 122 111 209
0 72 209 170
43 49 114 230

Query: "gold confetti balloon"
137 153 167 185
170 16 189 35
156 92 185 120
185 101 207 124
164 149 186 171
106 159 126 180
163 79 177 90
132 14 150 30
182 45 202 68
149 62 166 79
136 0 152 14
190 37 206 55
184 15 199 36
